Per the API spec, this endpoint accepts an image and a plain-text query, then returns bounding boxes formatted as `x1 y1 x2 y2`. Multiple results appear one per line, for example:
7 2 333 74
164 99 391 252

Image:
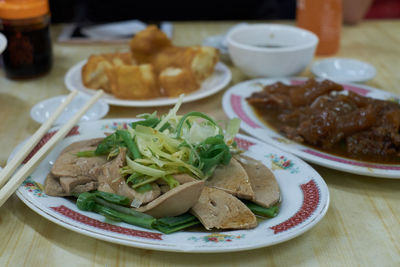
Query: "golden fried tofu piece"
151 46 219 82
129 25 172 64
150 46 186 73
102 52 134 66
81 52 134 93
106 64 160 99
82 55 112 91
189 46 219 82
159 67 199 97
129 26 219 89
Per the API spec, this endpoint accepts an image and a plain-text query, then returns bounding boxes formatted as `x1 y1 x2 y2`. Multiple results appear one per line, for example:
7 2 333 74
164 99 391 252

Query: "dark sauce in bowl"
253 44 287 48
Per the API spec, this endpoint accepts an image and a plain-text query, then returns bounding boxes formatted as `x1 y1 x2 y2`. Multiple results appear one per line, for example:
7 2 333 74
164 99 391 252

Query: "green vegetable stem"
116 130 141 159
76 192 155 229
153 213 200 234
75 191 200 234
242 200 280 218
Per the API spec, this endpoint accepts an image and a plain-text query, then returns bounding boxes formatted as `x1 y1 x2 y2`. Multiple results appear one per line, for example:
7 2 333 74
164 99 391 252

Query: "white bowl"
0 32 7 54
311 58 376 83
226 24 318 78
31 93 109 125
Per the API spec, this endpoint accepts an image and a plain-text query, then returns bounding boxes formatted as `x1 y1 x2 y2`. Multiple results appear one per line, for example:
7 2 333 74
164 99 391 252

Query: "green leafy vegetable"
76 192 96 211
153 213 200 234
116 130 141 159
76 192 155 229
182 134 232 177
95 132 124 156
93 191 130 206
94 197 153 219
160 175 180 190
156 213 197 227
131 114 160 129
75 192 200 234
242 200 280 218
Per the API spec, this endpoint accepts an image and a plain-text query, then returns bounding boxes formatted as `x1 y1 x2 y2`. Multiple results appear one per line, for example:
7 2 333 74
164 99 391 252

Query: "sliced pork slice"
51 140 107 178
59 138 104 154
236 155 280 208
44 173 68 196
136 180 204 218
205 158 255 200
44 173 98 196
190 187 257 230
70 181 98 194
96 148 161 204
59 176 98 194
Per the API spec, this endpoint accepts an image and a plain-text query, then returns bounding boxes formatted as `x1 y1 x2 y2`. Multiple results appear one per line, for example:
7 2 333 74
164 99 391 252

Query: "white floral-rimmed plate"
10 119 329 253
222 77 400 179
64 60 232 107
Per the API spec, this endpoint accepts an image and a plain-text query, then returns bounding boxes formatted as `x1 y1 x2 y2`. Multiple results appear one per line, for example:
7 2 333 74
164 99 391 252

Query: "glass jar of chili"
0 0 52 79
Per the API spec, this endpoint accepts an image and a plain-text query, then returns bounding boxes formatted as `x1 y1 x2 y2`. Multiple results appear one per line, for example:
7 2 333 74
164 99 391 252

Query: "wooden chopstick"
0 90 78 188
0 90 104 207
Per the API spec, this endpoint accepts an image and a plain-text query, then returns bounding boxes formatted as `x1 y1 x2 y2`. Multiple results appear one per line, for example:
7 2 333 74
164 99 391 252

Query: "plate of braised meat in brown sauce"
223 78 400 178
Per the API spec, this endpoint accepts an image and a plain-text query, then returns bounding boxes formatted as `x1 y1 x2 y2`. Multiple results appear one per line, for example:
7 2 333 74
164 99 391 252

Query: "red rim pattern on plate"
270 179 320 234
22 126 80 164
51 205 163 240
231 94 261 129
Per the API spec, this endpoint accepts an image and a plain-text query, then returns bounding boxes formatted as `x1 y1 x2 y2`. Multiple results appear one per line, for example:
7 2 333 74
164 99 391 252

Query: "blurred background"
49 0 400 24
49 0 297 23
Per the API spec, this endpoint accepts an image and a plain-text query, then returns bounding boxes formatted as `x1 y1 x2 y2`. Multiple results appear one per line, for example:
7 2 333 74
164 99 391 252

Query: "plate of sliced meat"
10 119 329 253
223 77 400 178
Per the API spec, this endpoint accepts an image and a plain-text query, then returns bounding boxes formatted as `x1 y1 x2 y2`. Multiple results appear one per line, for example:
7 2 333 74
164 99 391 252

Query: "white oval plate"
30 93 109 125
311 58 376 83
65 60 232 107
11 119 329 253
222 77 400 179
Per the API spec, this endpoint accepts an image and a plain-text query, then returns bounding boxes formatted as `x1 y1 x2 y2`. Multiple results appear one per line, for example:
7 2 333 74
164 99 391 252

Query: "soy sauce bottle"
0 0 52 79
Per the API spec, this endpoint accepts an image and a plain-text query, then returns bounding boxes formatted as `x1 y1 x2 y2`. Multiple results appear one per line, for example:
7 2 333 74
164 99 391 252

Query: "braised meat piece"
247 79 342 110
247 79 400 162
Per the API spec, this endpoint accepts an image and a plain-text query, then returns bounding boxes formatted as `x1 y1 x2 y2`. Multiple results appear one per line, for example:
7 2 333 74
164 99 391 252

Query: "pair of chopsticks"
0 90 104 207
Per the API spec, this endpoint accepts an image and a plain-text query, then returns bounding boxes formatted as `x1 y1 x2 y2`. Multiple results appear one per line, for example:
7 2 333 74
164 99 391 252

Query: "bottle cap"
0 0 49 20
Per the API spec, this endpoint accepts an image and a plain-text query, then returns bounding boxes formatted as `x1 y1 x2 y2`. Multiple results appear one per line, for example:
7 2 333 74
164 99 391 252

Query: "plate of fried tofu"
65 25 232 107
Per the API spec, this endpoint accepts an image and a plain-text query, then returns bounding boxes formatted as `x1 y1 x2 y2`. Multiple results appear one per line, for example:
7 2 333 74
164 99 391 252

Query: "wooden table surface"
0 20 399 266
